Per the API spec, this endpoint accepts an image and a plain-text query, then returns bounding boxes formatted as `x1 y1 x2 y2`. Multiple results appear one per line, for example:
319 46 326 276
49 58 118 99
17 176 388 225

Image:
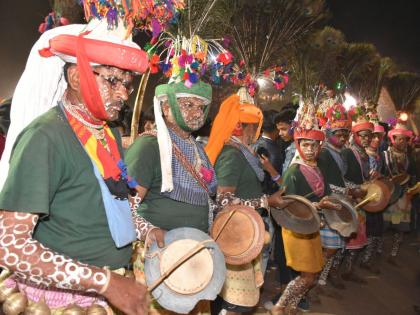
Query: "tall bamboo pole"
130 68 151 144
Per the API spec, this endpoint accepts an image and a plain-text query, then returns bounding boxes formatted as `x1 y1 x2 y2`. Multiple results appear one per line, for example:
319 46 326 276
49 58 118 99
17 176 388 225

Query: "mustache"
105 100 124 110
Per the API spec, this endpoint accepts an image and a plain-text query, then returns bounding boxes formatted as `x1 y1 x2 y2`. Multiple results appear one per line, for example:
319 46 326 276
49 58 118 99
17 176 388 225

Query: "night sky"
327 0 420 72
0 0 419 99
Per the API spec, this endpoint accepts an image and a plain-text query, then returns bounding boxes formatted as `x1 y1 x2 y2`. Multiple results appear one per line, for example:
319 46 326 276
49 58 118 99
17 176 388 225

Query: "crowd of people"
0 16 418 315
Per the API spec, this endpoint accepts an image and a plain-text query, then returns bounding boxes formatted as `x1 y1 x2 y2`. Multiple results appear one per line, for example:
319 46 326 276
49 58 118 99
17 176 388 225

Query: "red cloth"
65 111 122 180
346 220 367 249
39 34 148 74
294 161 325 198
39 32 149 120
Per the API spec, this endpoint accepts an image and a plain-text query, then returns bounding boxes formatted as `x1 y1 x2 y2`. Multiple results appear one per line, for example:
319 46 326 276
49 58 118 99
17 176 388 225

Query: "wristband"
99 269 112 294
260 195 269 209
271 174 281 182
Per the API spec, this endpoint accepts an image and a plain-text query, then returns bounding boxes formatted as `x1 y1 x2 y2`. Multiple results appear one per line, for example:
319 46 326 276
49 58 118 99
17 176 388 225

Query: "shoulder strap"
172 142 211 195
140 131 211 195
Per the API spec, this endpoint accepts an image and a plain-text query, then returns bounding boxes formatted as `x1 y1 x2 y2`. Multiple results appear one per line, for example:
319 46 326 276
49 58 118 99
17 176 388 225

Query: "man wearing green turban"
125 80 217 232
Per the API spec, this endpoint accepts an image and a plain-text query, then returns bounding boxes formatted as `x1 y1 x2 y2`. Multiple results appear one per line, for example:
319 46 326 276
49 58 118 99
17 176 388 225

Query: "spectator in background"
254 109 283 195
139 106 155 133
109 104 156 149
275 103 299 175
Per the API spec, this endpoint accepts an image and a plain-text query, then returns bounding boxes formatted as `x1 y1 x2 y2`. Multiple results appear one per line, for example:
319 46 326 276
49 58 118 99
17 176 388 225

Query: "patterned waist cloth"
2 268 132 311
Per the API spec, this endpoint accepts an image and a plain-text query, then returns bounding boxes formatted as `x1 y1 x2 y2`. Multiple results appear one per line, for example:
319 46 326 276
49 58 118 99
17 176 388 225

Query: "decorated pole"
130 68 151 144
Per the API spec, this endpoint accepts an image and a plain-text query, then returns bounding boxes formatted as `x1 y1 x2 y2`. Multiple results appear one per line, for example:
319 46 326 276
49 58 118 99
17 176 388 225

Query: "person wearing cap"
359 123 386 273
340 116 374 284
317 102 352 290
271 101 340 315
0 19 165 315
205 90 288 315
382 121 416 265
125 80 217 233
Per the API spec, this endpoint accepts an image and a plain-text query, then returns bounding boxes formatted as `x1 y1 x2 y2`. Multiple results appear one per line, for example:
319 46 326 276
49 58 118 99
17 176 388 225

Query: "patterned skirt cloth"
320 226 345 249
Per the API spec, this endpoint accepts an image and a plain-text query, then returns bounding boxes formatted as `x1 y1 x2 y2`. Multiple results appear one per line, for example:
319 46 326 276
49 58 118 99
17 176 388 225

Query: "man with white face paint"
359 123 386 273
0 18 164 315
316 102 352 291
383 121 416 265
125 80 217 233
271 100 340 315
340 115 374 284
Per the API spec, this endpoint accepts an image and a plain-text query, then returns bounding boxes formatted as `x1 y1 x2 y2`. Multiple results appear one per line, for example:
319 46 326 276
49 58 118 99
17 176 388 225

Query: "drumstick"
355 193 378 209
304 188 323 199
407 182 420 195
147 240 213 292
214 210 236 241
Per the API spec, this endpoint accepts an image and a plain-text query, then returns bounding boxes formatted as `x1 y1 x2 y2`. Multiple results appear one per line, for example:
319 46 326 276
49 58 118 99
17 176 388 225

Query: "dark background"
0 0 419 99
327 0 420 72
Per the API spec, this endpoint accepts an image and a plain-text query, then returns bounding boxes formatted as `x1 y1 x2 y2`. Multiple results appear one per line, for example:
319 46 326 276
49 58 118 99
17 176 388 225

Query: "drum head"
271 195 321 235
160 239 213 295
210 205 265 265
361 179 391 212
322 195 358 237
145 228 226 314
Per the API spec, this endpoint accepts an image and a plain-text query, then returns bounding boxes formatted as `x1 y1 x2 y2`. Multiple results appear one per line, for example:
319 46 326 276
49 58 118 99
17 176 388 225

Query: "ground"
256 232 420 315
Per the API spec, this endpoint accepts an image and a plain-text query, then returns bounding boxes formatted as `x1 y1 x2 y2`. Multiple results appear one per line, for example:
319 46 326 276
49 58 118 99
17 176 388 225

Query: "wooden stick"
303 188 323 199
355 193 378 209
214 210 236 241
147 240 213 292
130 68 151 145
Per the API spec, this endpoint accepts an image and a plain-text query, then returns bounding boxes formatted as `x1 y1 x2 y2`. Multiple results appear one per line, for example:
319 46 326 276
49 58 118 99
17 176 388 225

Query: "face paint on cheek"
299 140 320 161
97 83 113 116
301 148 315 160
328 135 343 148
104 100 124 121
181 109 205 131
98 84 124 121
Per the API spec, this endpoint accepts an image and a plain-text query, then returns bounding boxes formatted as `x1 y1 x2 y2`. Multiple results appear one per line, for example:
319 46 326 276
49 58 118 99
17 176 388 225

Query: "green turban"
155 80 212 132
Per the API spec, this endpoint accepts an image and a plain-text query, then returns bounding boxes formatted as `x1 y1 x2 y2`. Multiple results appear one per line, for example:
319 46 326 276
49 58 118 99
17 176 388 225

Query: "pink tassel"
200 166 214 183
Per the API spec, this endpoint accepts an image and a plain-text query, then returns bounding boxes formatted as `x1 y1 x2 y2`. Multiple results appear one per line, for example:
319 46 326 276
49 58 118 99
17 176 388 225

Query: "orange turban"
205 94 262 165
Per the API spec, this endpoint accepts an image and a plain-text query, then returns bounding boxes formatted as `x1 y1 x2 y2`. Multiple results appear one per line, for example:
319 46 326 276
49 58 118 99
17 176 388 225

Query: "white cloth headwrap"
0 24 85 191
153 96 174 192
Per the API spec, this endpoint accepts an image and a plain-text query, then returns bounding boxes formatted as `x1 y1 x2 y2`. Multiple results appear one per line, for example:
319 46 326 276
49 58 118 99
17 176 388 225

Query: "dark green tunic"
214 145 263 199
342 148 365 185
125 135 209 232
0 107 131 269
283 164 330 202
318 148 346 189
